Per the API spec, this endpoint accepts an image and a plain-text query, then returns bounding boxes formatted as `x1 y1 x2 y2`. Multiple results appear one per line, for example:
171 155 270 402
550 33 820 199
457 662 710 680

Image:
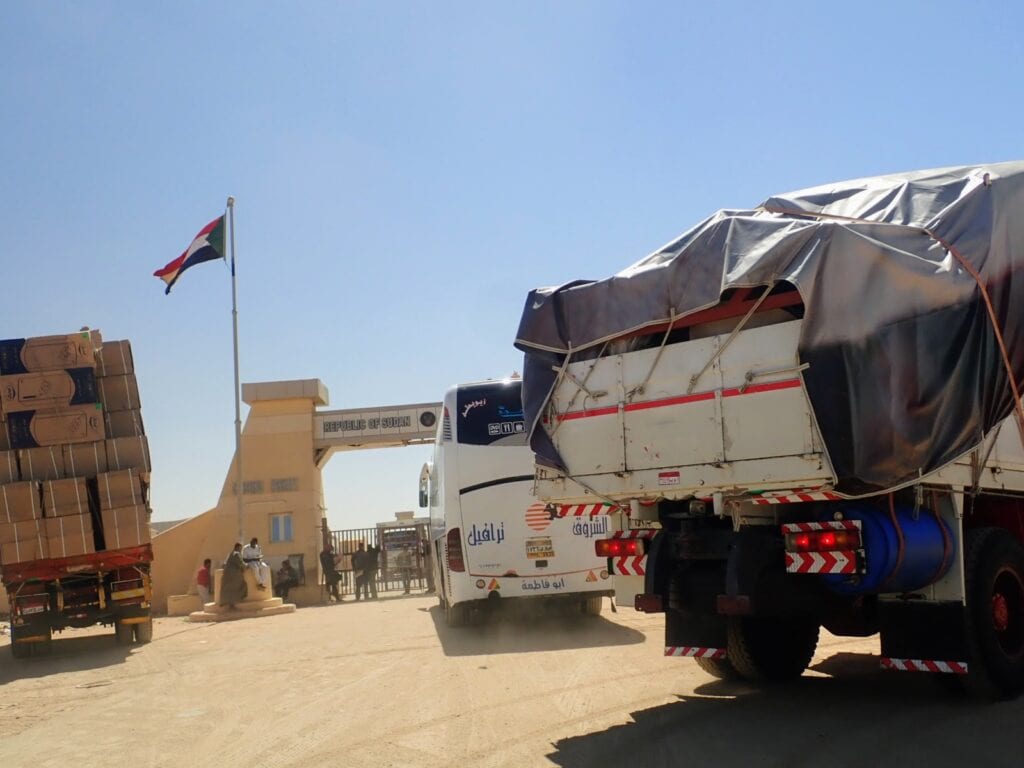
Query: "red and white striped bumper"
557 503 621 517
665 646 726 659
753 491 843 505
881 657 968 675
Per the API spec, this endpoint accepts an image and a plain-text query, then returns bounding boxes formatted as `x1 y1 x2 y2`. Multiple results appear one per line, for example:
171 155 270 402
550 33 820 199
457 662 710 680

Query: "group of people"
197 537 303 610
200 536 428 609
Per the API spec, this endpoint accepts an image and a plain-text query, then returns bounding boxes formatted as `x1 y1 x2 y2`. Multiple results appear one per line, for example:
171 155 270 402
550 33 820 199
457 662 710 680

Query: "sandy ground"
0 595 1022 768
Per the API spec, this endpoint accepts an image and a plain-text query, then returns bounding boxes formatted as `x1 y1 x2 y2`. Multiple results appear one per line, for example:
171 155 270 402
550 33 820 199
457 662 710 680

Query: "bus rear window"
456 382 527 446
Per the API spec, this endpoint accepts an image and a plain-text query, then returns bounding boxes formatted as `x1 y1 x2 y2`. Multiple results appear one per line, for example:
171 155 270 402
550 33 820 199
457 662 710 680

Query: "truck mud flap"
879 600 967 662
666 607 727 651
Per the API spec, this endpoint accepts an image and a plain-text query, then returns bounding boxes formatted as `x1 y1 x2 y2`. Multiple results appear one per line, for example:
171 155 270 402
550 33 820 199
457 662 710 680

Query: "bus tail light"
446 528 465 572
595 538 646 558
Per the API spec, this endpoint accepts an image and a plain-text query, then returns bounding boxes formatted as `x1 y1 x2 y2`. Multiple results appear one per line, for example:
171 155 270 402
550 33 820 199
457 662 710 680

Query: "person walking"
320 542 342 602
396 545 413 594
196 558 212 606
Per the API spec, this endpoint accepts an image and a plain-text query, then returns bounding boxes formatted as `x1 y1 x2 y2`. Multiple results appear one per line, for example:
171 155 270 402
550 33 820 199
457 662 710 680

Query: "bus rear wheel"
445 599 469 628
582 596 603 616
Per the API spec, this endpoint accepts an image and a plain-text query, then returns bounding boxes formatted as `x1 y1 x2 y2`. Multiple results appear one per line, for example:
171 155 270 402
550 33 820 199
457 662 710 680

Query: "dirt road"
0 596 1022 767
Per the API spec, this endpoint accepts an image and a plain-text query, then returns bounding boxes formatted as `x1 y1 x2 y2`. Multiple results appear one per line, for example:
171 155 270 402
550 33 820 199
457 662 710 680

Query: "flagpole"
227 196 244 545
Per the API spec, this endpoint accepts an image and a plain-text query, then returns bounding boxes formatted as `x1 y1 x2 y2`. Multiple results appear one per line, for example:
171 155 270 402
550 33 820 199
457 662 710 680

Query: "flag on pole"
154 215 226 294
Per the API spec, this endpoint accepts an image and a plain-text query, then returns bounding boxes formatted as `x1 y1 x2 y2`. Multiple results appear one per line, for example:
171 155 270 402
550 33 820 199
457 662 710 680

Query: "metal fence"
321 520 433 598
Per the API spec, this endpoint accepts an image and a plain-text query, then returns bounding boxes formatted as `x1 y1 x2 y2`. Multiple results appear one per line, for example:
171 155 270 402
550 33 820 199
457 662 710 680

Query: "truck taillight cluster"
785 529 861 552
446 528 465 572
595 538 646 557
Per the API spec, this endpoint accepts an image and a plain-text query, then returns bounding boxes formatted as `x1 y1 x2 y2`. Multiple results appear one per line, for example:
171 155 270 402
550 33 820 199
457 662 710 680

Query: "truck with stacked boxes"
0 330 154 656
515 163 1024 698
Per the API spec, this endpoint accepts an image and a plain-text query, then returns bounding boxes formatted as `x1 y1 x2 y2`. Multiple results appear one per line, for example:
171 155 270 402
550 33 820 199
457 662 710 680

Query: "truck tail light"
595 538 646 557
785 529 861 552
446 528 465 572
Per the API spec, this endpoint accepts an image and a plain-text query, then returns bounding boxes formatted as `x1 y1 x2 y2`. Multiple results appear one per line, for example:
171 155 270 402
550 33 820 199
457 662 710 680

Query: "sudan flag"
154 215 226 294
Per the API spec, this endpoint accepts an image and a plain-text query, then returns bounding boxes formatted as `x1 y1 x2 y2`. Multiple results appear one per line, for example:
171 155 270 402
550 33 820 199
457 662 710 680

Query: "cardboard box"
105 436 150 473
97 469 145 510
0 332 97 375
42 477 90 518
0 368 98 414
0 450 17 484
18 446 65 482
0 481 41 523
104 408 145 439
97 374 140 413
96 340 134 377
0 535 48 564
6 403 105 449
45 513 94 558
100 504 150 550
63 440 109 478
0 518 44 545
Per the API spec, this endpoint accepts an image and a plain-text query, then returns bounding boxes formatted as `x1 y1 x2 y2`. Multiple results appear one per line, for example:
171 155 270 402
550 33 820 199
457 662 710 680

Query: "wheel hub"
993 593 1010 633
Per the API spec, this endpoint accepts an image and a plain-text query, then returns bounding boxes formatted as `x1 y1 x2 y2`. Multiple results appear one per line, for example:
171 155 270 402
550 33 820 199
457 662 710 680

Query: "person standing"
196 558 212 605
242 537 270 591
320 542 342 602
352 543 368 601
396 545 413 594
219 543 248 609
367 544 380 600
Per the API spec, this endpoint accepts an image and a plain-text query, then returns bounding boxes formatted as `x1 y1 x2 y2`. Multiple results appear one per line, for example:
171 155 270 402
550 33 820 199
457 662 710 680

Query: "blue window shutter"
284 514 293 542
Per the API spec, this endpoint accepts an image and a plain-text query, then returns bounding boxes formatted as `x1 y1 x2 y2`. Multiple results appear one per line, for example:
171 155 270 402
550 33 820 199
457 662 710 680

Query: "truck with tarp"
514 162 1024 698
0 330 154 655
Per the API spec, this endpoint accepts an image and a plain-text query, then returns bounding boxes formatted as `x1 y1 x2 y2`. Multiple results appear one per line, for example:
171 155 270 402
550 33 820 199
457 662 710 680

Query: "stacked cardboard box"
0 331 152 566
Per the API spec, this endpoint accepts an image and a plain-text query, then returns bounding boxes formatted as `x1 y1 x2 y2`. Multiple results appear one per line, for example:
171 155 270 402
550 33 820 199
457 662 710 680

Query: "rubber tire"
10 638 31 659
133 618 154 644
964 528 1024 700
726 616 819 682
695 655 741 680
582 596 603 616
114 620 134 645
444 599 469 628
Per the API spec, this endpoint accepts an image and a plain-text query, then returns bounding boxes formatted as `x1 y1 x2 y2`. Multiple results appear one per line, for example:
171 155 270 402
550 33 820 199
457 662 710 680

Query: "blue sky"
2 2 1021 531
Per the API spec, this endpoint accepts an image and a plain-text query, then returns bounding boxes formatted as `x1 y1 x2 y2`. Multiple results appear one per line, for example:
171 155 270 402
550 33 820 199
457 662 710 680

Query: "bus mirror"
419 489 428 508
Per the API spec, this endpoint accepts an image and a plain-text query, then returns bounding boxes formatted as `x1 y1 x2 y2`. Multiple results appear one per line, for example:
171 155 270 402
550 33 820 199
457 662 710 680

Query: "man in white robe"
241 537 271 591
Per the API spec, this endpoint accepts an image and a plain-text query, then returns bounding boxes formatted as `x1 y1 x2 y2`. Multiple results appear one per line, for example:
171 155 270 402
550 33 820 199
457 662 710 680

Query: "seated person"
275 558 300 600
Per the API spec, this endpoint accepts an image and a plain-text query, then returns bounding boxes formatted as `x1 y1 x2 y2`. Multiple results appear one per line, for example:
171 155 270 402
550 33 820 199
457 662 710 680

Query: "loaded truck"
0 330 154 656
514 162 1024 698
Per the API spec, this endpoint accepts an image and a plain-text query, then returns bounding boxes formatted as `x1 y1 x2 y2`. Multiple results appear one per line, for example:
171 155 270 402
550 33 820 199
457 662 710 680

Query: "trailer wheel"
10 639 32 659
133 618 154 644
964 528 1024 700
444 599 469 628
726 616 819 682
114 620 134 645
695 655 740 680
582 596 603 616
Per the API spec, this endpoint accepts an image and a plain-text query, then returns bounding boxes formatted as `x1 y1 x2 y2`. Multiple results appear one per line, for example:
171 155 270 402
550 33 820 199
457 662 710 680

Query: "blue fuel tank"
821 503 953 595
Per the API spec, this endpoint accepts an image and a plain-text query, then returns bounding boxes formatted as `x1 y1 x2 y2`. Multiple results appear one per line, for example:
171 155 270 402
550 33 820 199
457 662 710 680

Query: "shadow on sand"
0 631 134 685
426 602 645 657
547 650 1024 768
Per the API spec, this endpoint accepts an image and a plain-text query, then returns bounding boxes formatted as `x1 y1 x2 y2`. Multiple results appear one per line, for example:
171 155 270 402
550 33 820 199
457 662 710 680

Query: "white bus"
420 378 613 626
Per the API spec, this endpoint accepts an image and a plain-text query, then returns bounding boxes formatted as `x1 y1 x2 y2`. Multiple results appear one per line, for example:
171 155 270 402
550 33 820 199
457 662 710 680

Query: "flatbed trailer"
3 543 153 656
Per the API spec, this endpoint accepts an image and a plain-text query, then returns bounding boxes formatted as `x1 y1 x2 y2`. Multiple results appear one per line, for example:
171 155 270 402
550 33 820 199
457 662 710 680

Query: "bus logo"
525 502 551 532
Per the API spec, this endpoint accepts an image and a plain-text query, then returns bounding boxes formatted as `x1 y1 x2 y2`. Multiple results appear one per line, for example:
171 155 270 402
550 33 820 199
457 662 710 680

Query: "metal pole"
227 196 244 544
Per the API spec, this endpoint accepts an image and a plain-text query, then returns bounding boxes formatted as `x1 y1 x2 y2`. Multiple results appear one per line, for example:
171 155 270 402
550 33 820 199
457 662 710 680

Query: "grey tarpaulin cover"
514 162 1024 495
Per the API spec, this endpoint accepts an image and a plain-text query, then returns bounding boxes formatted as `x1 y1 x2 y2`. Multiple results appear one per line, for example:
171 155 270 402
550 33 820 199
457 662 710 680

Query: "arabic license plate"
525 537 554 559
628 519 662 530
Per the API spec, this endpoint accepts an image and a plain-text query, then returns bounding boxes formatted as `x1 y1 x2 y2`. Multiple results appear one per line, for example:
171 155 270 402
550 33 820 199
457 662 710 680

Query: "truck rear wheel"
695 655 740 680
133 618 154 644
114 620 134 645
726 616 819 682
964 528 1024 700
